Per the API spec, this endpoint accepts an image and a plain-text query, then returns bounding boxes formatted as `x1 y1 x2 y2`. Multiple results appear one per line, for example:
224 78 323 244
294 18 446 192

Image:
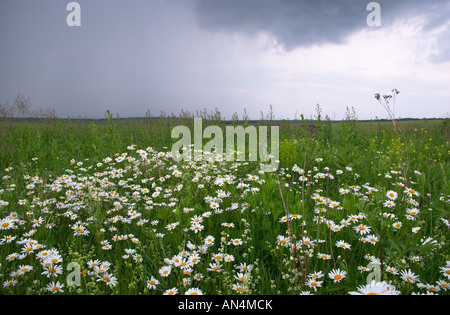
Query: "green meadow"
0 108 449 295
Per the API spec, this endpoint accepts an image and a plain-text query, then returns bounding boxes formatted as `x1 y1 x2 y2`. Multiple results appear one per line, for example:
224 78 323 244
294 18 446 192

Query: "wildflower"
212 253 224 261
0 235 16 245
230 238 243 246
159 266 172 277
165 222 179 231
404 187 420 197
400 269 420 283
0 217 15 230
335 240 351 250
383 200 396 208
97 272 118 287
439 266 450 279
42 263 64 278
172 255 184 267
385 266 399 275
2 279 17 288
436 280 449 291
328 268 347 283
185 287 203 295
232 283 246 293
308 271 324 279
328 201 340 208
209 202 220 210
425 284 440 293
354 224 371 235
235 263 253 272
412 227 421 233
348 214 361 223
349 280 400 295
406 207 419 216
392 221 402 230
317 253 332 260
330 224 343 232
188 253 200 265
164 287 178 295
207 262 222 272
302 236 316 248
221 222 234 228
18 265 33 274
234 272 250 282
46 281 64 294
306 278 323 291
132 253 143 263
190 222 204 234
277 235 289 246
190 215 203 224
366 234 379 245
101 244 112 250
87 259 101 269
386 190 398 200
204 235 215 246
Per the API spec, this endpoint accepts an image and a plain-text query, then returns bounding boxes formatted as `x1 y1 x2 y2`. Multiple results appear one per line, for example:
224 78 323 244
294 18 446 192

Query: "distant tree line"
0 93 57 120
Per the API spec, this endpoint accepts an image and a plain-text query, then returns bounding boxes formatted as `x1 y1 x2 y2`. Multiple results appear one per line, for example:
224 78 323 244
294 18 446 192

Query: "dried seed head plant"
375 89 410 184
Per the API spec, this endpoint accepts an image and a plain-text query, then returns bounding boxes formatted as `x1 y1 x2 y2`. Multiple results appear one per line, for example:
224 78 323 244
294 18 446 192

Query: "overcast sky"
0 0 449 120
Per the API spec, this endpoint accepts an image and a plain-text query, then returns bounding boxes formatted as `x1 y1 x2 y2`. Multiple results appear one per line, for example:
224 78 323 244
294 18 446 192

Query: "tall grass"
0 107 448 295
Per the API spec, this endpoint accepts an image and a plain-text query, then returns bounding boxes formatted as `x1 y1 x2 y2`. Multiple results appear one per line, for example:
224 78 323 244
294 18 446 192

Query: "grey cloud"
193 0 450 55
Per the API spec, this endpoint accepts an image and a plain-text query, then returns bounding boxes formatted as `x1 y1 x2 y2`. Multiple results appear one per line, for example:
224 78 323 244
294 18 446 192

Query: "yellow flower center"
2 222 9 228
334 275 342 280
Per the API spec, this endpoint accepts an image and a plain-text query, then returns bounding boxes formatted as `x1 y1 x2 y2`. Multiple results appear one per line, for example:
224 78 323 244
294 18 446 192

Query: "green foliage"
0 113 448 295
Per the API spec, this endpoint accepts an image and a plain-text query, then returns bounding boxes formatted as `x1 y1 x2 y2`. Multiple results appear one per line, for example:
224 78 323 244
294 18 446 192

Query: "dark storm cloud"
194 0 450 53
